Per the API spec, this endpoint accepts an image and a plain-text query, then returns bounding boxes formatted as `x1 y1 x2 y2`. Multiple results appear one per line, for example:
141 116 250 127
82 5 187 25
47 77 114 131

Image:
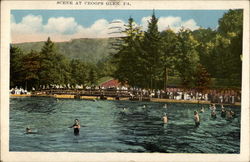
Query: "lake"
9 97 240 153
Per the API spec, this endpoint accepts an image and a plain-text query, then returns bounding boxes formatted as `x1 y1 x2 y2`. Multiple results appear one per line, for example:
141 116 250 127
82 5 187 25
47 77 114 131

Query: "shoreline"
10 94 241 106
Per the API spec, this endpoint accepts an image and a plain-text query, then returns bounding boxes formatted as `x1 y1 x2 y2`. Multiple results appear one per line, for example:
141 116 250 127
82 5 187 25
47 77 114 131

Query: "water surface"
10 97 240 153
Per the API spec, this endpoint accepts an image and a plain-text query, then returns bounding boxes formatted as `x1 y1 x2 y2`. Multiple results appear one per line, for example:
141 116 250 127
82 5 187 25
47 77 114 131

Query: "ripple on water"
9 97 241 153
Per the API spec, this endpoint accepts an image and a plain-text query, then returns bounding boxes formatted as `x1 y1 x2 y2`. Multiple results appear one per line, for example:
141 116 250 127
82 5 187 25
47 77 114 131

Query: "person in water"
211 111 217 119
194 111 200 127
162 113 168 124
227 110 236 119
221 105 226 118
210 104 216 112
200 106 205 113
26 127 32 133
25 127 38 134
226 110 233 120
230 110 236 118
70 119 81 136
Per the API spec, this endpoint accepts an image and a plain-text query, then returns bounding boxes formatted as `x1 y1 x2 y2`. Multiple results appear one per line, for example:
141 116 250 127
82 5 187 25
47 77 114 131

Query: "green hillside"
12 38 116 63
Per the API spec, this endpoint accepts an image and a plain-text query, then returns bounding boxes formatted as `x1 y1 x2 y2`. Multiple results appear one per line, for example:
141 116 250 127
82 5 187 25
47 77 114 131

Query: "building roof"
100 79 121 88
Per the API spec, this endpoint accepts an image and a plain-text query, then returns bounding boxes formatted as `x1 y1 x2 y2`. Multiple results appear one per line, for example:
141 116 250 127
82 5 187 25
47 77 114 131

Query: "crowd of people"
129 87 241 104
10 87 29 95
11 84 241 106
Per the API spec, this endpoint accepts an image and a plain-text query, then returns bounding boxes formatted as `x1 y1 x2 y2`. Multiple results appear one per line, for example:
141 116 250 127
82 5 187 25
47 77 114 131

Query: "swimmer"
162 113 168 124
211 111 217 119
163 104 167 109
226 110 233 120
25 127 38 134
69 119 81 136
200 106 205 113
26 127 32 133
230 110 236 118
194 111 200 127
210 104 216 112
221 106 226 118
122 107 128 112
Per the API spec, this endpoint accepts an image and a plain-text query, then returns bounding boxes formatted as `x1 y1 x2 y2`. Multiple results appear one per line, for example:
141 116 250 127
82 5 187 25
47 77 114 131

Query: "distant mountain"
12 38 118 64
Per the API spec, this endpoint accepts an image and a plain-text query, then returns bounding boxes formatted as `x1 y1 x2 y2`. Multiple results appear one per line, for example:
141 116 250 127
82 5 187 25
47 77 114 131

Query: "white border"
1 0 249 162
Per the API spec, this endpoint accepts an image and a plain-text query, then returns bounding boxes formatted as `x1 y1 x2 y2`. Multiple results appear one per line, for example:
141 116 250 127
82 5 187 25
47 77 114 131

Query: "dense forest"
10 9 242 91
13 38 115 64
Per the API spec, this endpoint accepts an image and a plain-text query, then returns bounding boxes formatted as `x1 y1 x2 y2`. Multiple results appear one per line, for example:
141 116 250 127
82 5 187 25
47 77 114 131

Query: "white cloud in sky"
12 14 43 34
141 16 200 32
11 14 200 43
43 17 79 34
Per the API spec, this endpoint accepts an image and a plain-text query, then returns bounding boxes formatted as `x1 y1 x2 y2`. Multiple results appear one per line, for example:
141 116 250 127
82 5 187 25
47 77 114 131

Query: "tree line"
111 9 242 92
10 9 242 91
10 37 98 90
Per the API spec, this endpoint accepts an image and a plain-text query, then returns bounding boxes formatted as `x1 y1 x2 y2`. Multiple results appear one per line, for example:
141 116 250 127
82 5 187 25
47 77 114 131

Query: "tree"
10 45 25 88
160 28 178 90
141 11 162 89
21 50 41 90
218 9 243 36
112 17 144 87
192 28 217 76
194 64 211 93
88 67 98 86
70 59 88 88
175 28 199 88
39 37 64 87
218 9 243 86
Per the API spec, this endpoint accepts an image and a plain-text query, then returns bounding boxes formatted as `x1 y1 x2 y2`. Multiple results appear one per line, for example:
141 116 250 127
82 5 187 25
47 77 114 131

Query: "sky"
11 10 228 43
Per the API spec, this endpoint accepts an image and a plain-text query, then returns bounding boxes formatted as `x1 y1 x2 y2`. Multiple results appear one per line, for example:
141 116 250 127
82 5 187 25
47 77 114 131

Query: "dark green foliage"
21 50 41 90
161 29 179 89
218 9 243 36
88 67 98 86
194 64 211 93
10 37 98 90
10 9 242 90
10 45 25 88
111 10 242 89
192 28 217 75
141 12 163 89
70 59 88 88
112 17 144 87
96 56 116 78
175 28 199 88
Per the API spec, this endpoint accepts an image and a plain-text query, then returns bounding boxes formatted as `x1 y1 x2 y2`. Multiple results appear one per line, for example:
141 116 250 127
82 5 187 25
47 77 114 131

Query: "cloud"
11 14 43 34
11 14 200 43
44 17 79 34
11 14 126 43
141 16 200 32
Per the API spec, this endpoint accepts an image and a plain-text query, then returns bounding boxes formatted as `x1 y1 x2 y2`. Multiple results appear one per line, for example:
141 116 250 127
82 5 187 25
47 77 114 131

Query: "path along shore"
10 94 241 106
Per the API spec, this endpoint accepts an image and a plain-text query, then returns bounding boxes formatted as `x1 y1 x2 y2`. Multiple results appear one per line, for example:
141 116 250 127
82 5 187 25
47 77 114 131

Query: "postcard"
1 0 249 162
